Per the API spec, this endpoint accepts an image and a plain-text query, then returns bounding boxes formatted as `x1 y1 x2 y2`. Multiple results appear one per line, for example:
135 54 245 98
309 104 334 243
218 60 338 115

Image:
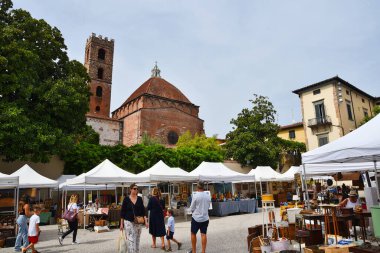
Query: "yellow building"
293 76 378 151
278 122 306 144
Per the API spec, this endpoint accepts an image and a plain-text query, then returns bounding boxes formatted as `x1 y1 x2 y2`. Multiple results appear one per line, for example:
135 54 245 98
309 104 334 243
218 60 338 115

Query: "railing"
307 116 332 127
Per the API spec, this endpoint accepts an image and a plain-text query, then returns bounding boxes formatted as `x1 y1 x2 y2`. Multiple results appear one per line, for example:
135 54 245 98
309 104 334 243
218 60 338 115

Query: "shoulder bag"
129 197 145 225
63 204 77 222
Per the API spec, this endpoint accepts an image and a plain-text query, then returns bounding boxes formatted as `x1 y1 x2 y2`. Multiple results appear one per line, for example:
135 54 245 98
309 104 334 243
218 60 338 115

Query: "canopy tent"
302 114 380 164
11 164 58 188
189 162 255 182
300 115 380 208
57 175 115 190
280 166 334 181
248 166 283 182
136 160 197 182
0 172 19 188
66 159 139 185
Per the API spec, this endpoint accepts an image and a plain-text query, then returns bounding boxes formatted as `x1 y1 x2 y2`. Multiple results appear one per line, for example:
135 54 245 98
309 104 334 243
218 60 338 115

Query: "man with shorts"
23 206 41 253
189 181 211 253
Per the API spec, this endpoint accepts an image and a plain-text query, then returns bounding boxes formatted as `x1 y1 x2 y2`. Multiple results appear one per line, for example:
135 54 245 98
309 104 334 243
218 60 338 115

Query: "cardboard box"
324 247 349 253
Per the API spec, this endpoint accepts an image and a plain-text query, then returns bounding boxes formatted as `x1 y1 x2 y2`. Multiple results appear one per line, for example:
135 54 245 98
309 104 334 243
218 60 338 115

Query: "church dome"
125 64 191 104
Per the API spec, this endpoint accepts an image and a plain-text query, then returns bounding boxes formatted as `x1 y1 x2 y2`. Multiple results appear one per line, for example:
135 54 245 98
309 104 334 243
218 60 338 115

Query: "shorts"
191 218 209 234
166 231 174 240
28 236 39 244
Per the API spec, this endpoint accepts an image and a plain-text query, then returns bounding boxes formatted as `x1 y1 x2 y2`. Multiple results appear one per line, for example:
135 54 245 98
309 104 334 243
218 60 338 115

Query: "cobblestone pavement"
5 209 282 253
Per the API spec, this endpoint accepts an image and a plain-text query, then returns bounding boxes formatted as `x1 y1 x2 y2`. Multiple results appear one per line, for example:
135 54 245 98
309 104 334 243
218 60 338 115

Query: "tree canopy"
225 94 306 168
360 105 380 126
0 0 91 162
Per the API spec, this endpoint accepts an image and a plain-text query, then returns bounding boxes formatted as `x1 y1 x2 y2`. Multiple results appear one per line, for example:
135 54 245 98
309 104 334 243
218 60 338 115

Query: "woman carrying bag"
120 183 148 253
59 194 79 245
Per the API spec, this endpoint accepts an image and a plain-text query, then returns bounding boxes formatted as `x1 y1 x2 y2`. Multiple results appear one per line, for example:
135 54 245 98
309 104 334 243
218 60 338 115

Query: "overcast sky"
13 0 380 138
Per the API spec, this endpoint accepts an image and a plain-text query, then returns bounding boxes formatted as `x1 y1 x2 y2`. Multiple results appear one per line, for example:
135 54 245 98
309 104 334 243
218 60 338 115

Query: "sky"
12 0 380 138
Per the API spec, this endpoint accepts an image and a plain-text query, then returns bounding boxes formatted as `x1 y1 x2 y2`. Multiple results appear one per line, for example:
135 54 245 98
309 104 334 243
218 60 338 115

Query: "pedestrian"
166 209 182 252
120 183 148 253
189 181 211 253
147 187 167 250
58 194 79 245
22 206 41 253
14 202 31 252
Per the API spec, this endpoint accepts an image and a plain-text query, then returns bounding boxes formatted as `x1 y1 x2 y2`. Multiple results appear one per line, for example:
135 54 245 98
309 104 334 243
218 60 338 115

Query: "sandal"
161 246 166 251
151 245 157 248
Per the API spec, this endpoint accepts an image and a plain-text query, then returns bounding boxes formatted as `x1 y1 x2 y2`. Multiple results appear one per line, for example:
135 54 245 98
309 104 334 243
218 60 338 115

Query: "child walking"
23 206 41 253
166 209 182 251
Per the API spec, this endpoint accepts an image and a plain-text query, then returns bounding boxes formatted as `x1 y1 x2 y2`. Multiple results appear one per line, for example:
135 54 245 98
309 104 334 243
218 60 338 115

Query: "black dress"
147 196 166 237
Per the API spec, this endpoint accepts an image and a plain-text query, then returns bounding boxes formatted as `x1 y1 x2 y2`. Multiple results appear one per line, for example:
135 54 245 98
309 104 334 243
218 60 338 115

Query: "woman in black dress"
147 187 166 250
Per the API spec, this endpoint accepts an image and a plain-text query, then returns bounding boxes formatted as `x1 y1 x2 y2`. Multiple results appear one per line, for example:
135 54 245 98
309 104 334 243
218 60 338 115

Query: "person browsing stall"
189 181 211 253
120 183 148 253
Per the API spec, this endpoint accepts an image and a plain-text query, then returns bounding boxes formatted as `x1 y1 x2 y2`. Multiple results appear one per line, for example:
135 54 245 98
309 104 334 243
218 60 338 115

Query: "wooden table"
353 211 371 242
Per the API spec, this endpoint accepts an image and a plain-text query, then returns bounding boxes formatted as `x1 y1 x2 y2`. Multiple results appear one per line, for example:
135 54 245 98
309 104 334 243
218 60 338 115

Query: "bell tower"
84 33 114 118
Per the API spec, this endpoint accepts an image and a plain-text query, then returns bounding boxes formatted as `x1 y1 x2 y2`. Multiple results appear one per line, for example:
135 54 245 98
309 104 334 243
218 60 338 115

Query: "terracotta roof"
280 122 303 130
292 76 375 99
123 77 191 105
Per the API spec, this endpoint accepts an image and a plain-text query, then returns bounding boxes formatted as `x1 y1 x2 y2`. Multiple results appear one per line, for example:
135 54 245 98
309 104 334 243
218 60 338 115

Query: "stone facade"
86 115 121 146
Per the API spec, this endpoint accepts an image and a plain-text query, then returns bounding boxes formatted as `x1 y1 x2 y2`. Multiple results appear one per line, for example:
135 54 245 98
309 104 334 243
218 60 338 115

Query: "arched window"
98 48 106 60
167 131 179 145
96 86 103 97
97 68 104 79
95 106 100 112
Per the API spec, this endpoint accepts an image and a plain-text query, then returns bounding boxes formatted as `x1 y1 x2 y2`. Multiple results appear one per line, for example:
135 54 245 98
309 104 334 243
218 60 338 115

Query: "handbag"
129 197 145 225
117 230 128 253
63 204 77 222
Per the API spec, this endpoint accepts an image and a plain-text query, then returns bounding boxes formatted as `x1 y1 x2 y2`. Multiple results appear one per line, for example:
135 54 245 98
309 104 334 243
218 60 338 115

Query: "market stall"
135 160 197 209
189 162 256 216
66 159 139 229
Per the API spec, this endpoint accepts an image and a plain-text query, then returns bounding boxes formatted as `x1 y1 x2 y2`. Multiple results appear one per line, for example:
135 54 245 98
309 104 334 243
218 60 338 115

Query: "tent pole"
374 160 380 202
115 187 117 206
302 164 310 209
84 183 86 230
254 177 258 199
16 186 19 218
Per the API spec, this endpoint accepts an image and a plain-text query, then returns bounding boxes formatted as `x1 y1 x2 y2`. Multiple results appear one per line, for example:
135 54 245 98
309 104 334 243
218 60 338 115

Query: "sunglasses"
132 187 138 190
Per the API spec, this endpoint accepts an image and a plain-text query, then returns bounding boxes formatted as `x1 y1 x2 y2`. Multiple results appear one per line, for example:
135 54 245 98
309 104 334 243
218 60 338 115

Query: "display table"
210 199 256 217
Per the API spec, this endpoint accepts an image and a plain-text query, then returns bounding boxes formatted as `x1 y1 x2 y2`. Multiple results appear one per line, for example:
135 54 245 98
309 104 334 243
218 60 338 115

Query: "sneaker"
58 236 63 246
72 241 80 245
187 250 192 253
178 242 182 250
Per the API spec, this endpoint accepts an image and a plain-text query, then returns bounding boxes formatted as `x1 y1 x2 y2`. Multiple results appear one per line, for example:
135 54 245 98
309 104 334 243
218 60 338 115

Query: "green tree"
360 105 380 126
177 131 223 152
0 0 91 162
225 94 281 168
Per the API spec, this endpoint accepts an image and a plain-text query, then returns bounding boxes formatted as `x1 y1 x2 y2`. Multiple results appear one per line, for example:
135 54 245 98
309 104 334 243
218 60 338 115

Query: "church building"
84 33 204 146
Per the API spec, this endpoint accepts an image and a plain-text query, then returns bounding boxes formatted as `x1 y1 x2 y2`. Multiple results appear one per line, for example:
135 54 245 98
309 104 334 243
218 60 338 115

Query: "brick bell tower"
84 33 114 118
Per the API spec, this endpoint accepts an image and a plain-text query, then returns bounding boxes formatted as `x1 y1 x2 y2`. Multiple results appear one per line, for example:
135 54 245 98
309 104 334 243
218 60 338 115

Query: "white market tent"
11 164 58 188
248 166 283 182
136 160 197 182
301 114 380 207
189 161 255 182
66 159 139 185
302 114 380 164
280 166 334 181
0 172 19 188
57 175 116 191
